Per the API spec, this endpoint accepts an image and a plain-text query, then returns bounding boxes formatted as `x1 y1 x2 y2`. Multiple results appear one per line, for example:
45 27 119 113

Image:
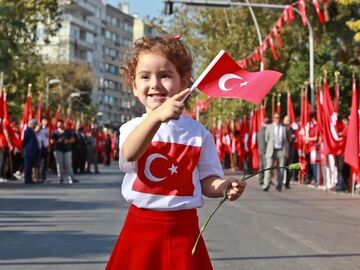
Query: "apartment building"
37 0 145 128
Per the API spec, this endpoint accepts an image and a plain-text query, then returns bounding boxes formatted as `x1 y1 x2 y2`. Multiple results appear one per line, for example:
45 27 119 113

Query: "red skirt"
105 204 213 270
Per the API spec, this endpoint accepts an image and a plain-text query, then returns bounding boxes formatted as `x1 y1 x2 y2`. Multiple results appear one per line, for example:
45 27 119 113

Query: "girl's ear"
132 82 139 97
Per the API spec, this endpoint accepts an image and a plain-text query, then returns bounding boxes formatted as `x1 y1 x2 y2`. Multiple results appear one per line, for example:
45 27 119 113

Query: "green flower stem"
191 193 228 256
191 165 296 256
242 166 288 181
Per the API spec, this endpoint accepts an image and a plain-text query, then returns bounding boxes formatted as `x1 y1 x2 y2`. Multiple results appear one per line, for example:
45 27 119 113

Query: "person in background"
104 132 112 166
256 117 269 186
262 112 289 192
335 115 350 192
302 112 319 185
283 115 299 189
37 119 49 183
73 127 87 174
51 119 79 184
85 128 99 174
22 119 39 184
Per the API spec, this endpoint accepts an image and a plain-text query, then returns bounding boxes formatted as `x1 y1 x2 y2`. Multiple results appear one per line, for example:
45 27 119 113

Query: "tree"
337 0 360 42
1 0 62 119
0 0 61 73
38 63 96 121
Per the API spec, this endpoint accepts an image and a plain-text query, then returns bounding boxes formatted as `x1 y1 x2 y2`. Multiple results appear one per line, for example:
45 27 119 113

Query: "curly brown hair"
120 36 193 90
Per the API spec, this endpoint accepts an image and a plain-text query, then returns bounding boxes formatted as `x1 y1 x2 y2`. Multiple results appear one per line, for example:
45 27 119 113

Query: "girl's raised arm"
121 89 189 162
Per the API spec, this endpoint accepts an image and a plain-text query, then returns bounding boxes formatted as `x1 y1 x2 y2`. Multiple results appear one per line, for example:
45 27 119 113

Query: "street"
1 164 360 270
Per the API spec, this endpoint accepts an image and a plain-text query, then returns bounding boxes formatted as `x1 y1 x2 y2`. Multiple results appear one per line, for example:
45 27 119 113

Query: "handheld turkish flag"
191 50 282 104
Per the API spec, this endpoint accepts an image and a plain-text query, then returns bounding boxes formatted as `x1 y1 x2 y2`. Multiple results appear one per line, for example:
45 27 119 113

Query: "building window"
104 63 119 75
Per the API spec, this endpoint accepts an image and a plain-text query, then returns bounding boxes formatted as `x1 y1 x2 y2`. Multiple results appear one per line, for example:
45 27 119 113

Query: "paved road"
0 165 360 270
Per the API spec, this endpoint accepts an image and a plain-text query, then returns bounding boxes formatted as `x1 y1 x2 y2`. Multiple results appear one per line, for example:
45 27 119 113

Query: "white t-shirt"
119 114 224 210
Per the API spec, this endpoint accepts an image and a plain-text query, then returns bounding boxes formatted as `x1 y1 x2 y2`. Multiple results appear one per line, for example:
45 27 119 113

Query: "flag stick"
181 50 226 103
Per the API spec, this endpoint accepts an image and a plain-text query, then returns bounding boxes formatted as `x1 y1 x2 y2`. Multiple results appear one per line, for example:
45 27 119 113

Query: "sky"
107 0 165 19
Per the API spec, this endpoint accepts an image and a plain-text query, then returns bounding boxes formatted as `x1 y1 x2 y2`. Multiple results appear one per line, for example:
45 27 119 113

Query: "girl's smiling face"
132 53 182 113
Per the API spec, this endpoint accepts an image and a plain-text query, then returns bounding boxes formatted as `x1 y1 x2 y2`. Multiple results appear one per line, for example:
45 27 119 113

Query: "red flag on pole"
322 79 344 155
216 120 224 161
20 94 32 140
3 90 22 150
300 90 304 128
36 94 43 123
55 105 61 125
250 110 259 170
287 92 298 130
193 50 282 104
0 89 3 128
344 77 359 169
315 86 324 136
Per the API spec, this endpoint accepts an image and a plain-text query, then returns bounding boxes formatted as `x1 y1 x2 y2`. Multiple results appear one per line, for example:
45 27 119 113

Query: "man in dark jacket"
22 119 39 184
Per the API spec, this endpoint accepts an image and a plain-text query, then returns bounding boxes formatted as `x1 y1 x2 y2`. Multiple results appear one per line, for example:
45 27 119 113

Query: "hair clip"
170 34 181 40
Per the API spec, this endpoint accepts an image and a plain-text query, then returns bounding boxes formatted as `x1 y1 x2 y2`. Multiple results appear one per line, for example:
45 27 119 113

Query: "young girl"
105 36 246 270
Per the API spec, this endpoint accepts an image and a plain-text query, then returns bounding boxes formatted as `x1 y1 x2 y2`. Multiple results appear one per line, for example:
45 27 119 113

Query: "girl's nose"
150 76 161 89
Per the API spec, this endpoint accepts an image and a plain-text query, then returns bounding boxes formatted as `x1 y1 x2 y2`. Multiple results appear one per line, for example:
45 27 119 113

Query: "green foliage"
0 0 61 72
39 63 96 120
0 0 62 120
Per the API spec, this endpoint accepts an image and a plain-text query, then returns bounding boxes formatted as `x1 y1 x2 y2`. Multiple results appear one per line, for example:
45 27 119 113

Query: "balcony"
63 14 96 33
60 0 95 16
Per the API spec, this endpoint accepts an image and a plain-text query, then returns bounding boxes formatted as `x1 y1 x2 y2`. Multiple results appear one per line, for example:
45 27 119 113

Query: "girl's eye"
140 75 150 79
161 74 171 78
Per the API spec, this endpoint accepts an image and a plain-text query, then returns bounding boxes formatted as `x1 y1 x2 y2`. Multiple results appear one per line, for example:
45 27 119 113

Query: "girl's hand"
225 178 246 201
153 88 190 122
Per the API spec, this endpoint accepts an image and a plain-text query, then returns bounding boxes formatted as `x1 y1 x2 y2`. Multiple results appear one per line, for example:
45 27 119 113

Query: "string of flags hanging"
237 0 330 69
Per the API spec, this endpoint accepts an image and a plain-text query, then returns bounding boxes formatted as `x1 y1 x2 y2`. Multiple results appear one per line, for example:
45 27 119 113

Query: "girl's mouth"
148 93 166 99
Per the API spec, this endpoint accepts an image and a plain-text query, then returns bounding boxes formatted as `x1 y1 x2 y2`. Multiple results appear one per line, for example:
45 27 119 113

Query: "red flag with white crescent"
194 50 282 104
322 79 344 155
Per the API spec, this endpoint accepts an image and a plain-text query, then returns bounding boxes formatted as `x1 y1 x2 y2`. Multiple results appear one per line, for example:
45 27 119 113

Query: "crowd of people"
217 111 352 193
0 118 118 184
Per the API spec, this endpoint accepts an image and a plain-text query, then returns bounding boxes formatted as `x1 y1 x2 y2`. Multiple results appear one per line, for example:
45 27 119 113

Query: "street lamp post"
45 77 61 105
68 91 90 114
